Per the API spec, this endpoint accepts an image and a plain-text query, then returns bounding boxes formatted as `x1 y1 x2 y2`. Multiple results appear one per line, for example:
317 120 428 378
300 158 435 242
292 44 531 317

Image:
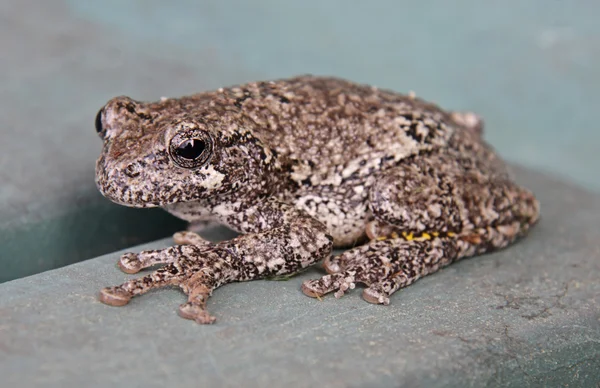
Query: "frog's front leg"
303 155 539 304
99 200 333 324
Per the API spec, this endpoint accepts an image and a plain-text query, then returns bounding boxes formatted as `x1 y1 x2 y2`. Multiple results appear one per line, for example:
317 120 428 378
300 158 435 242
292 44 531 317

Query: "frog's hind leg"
304 156 540 304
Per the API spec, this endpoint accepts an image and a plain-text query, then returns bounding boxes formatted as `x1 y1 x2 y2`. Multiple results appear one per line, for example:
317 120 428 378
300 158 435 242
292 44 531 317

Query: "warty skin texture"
94 75 540 323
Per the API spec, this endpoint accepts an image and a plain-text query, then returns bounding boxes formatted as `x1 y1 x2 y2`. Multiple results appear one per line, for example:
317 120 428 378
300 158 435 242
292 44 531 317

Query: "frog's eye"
169 131 213 169
95 108 104 136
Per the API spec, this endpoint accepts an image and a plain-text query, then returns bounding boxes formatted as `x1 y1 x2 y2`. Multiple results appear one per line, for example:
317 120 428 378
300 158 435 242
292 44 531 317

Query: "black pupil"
176 139 205 160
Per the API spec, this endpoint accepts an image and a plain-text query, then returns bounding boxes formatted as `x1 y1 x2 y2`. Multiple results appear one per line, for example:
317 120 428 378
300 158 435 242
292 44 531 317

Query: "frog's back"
153 75 482 186
236 75 456 158
211 75 464 185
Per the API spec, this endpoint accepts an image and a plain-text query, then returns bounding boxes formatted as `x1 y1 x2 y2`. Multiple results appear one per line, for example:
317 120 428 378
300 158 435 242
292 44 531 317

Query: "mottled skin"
95 75 540 324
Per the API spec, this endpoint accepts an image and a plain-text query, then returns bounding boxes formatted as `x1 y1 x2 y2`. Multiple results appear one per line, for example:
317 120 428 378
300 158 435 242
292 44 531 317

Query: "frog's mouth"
95 176 159 208
94 156 164 208
94 155 223 208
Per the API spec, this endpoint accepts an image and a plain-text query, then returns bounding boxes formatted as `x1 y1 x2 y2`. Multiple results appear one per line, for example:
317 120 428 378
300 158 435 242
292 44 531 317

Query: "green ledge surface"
1 167 599 387
2 0 600 282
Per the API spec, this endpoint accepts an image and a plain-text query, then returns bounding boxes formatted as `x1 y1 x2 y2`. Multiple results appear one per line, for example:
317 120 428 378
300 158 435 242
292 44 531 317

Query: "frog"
94 75 540 324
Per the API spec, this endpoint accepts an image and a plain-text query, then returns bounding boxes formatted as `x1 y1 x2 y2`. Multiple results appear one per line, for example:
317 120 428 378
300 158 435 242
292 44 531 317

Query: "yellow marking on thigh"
374 230 459 242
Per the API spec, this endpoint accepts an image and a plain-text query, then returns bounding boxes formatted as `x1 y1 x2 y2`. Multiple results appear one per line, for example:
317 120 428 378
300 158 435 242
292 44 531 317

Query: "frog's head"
94 96 278 208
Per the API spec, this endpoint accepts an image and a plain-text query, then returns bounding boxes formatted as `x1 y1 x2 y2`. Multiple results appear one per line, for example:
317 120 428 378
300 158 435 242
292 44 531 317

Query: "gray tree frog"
95 75 540 324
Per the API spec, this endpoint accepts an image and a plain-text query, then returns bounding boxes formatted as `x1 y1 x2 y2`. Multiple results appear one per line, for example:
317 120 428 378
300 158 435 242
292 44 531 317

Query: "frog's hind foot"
303 237 461 304
302 272 357 299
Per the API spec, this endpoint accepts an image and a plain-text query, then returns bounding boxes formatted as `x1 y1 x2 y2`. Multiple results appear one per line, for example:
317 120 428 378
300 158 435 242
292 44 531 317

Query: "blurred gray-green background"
1 2 599 387
2 0 599 281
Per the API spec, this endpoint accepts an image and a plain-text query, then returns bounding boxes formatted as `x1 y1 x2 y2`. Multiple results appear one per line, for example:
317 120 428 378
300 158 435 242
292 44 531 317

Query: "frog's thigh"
454 177 540 253
324 161 461 273
365 162 539 249
368 163 463 234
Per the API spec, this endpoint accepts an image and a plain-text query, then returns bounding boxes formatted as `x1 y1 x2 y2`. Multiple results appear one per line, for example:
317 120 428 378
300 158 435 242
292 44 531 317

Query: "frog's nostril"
124 163 141 178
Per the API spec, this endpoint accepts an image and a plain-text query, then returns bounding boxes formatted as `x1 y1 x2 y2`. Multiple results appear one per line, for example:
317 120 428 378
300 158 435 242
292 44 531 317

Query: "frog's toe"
302 272 356 299
322 256 343 274
118 253 143 274
362 284 391 305
173 231 211 246
177 270 221 324
301 281 324 298
178 302 217 324
117 246 189 274
99 286 132 306
362 272 408 305
322 249 361 274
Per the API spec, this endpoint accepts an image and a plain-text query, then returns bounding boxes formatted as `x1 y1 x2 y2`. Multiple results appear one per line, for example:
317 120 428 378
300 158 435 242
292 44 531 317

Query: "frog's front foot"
99 201 333 324
99 245 231 324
